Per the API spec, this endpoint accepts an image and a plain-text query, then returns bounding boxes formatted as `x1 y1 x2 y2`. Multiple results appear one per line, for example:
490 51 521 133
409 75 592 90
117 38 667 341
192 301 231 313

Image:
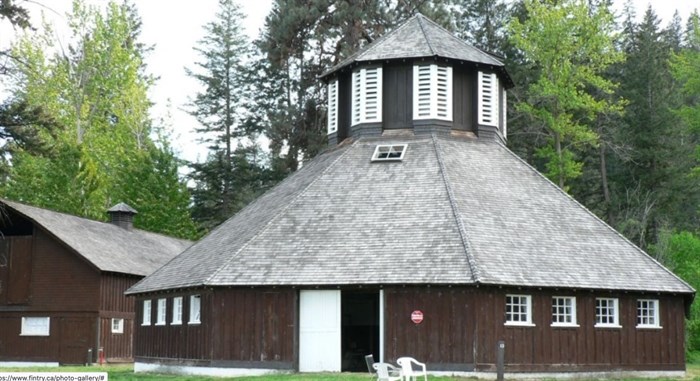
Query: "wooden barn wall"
452 69 475 132
383 62 413 130
384 287 476 370
471 288 686 372
0 236 33 305
99 273 139 312
99 316 133 362
0 313 96 365
210 288 296 367
26 229 100 312
134 291 210 362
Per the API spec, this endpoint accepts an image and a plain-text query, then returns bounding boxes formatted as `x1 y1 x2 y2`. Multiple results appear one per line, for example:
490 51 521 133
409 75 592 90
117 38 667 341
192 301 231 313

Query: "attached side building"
126 14 694 378
0 200 190 365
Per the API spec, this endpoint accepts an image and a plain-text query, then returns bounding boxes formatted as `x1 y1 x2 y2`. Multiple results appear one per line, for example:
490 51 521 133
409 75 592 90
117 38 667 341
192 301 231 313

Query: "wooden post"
497 340 505 381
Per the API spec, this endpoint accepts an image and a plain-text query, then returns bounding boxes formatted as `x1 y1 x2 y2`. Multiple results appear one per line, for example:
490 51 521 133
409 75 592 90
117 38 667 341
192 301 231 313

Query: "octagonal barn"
127 14 694 378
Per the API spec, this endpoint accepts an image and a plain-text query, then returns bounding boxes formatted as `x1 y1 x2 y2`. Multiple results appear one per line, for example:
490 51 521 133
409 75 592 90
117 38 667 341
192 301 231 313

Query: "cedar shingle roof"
1 199 191 276
127 135 693 295
321 13 511 87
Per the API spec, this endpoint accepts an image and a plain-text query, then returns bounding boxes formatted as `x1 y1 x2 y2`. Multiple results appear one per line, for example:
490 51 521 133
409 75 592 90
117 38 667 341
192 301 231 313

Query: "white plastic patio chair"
373 362 403 381
397 357 427 381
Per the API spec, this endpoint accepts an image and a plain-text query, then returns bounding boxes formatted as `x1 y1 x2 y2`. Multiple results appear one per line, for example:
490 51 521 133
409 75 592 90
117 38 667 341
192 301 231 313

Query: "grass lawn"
2 363 700 380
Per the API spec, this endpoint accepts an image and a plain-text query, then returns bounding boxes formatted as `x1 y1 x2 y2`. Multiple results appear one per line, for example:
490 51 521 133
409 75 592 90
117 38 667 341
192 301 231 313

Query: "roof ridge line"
415 14 436 56
431 134 481 283
203 140 359 286
496 144 695 294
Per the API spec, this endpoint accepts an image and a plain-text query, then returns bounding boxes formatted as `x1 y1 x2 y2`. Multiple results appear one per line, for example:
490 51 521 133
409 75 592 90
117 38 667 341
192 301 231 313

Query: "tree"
186 0 274 231
508 0 624 190
2 0 197 238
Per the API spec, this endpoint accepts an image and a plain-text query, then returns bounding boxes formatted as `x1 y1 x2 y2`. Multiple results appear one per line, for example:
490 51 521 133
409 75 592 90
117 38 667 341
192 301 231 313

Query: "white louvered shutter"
327 79 338 134
413 64 452 121
478 71 499 127
351 67 383 126
501 88 507 138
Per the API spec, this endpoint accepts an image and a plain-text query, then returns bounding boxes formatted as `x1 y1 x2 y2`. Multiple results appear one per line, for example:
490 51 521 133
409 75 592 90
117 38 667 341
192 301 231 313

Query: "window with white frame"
371 144 407 162
172 297 183 325
551 296 577 326
501 88 507 138
156 298 167 326
21 317 50 336
505 294 533 325
413 64 452 121
327 79 339 134
637 299 660 328
595 297 620 327
111 318 124 334
142 300 151 326
352 67 382 125
477 71 499 127
189 295 201 324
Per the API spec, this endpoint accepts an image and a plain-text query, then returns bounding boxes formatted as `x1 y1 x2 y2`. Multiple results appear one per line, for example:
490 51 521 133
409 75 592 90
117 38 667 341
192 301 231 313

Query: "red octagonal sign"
411 310 424 324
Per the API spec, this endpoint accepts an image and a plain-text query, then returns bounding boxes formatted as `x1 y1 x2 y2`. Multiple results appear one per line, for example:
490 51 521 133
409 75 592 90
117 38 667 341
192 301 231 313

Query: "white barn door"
299 290 341 372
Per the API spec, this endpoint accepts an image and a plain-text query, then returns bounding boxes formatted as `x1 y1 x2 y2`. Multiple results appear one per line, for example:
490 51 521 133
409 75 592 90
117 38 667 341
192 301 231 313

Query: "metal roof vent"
371 144 407 162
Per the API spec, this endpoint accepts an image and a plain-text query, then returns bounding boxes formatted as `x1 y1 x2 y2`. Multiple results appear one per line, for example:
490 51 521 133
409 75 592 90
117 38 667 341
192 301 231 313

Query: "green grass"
2 364 700 380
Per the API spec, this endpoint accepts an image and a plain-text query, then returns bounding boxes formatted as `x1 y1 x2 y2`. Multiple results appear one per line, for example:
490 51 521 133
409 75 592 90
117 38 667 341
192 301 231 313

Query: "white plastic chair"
373 362 403 381
397 357 427 381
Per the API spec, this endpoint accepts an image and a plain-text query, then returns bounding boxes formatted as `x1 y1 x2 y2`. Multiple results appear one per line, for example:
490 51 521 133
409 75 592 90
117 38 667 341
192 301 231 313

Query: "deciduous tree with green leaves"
2 0 197 239
508 0 624 190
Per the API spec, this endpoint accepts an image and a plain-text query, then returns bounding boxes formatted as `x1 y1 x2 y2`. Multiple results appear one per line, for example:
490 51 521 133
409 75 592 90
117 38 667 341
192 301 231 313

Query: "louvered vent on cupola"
352 67 382 125
327 79 338 134
413 64 452 121
478 71 500 127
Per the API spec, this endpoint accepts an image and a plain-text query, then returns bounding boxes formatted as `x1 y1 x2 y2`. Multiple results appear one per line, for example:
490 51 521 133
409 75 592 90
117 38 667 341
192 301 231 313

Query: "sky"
1 0 698 164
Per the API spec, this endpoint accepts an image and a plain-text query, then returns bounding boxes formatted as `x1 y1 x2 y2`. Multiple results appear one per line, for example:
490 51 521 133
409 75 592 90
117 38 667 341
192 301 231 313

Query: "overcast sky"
1 0 697 163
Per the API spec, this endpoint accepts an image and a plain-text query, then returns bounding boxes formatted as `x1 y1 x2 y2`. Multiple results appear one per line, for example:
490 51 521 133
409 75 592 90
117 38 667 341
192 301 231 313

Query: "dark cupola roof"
321 13 513 88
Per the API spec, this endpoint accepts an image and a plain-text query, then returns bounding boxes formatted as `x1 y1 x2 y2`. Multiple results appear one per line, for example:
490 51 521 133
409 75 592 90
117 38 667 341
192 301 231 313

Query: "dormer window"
371 144 406 161
413 64 452 121
352 67 382 125
327 79 338 134
478 71 500 127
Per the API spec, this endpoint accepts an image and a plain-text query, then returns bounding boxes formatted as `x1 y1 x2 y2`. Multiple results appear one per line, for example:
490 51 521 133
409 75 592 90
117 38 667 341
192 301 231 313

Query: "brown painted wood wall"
384 286 686 372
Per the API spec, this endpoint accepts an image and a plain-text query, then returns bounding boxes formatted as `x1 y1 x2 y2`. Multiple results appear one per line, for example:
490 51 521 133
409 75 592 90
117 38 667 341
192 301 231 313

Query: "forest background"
2 0 700 351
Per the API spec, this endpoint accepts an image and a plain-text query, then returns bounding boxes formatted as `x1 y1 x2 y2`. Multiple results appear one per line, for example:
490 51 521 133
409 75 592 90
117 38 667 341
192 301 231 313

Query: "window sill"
19 334 50 337
594 324 622 329
154 323 166 326
141 323 151 326
171 322 182 326
636 325 662 330
504 322 535 327
188 321 201 325
551 323 579 328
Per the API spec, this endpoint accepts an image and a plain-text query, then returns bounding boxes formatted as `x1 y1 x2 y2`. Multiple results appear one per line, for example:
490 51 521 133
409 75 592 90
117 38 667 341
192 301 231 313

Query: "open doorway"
341 290 379 372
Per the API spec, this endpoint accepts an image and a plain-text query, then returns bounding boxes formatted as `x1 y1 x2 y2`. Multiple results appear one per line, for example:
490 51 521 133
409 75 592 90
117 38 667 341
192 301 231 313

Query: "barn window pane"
142 300 151 326
595 298 620 327
189 295 201 324
505 294 533 325
111 318 124 334
156 298 167 326
172 297 183 325
636 299 660 328
551 296 577 326
21 317 50 336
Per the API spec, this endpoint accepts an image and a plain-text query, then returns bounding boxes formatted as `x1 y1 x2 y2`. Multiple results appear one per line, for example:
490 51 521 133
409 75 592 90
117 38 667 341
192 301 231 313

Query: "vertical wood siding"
99 317 133 362
452 69 475 132
383 63 413 130
100 273 139 312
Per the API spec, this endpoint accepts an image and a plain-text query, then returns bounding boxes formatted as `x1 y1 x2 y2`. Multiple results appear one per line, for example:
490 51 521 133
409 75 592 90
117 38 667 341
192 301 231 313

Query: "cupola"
320 13 513 145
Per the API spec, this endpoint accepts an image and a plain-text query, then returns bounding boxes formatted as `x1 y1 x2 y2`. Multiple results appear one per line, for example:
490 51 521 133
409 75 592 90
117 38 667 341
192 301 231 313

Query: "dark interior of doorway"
341 290 379 372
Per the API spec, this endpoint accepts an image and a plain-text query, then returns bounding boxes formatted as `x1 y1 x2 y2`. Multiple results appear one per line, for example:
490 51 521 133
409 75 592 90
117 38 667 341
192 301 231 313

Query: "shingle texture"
1 200 191 276
322 13 504 78
127 135 693 295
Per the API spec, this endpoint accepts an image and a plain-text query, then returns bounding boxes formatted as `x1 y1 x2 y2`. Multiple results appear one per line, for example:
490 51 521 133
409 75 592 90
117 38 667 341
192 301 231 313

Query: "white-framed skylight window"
413 64 452 121
352 66 383 125
172 296 183 325
20 317 50 336
636 299 661 329
595 297 620 328
478 71 500 127
189 295 201 324
505 294 534 326
327 78 339 134
156 298 167 326
111 318 124 334
551 296 578 327
142 300 151 326
371 144 407 162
